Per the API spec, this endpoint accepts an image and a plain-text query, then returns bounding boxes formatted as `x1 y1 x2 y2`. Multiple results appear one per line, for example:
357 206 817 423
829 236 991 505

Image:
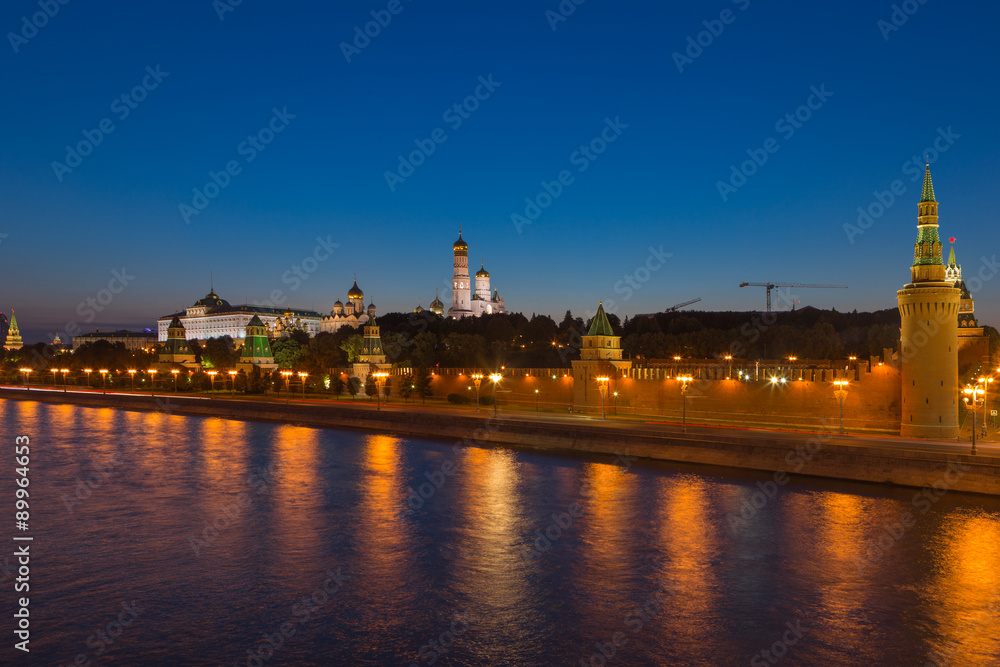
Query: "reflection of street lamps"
833 380 849 434
19 368 32 390
373 372 388 410
228 370 237 396
207 371 218 397
148 369 157 396
596 376 609 419
128 369 137 392
99 369 108 394
678 375 693 432
489 373 502 418
965 384 984 455
471 373 483 412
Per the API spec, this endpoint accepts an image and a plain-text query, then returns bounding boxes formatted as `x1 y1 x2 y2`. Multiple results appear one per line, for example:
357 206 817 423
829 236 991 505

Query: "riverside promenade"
2 385 998 496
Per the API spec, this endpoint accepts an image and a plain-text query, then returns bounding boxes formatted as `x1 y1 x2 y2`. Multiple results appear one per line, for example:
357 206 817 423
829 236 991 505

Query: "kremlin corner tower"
897 165 961 440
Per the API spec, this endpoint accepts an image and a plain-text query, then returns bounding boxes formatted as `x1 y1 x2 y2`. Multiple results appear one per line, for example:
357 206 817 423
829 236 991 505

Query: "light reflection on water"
4 398 1000 666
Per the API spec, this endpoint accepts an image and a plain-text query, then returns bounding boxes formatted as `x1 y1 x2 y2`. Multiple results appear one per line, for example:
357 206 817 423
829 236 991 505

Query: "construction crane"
739 282 847 312
665 297 701 312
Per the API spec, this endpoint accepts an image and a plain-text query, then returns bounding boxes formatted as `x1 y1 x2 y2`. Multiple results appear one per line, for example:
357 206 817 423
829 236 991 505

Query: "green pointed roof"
8 310 18 331
920 164 936 202
587 303 615 337
247 314 265 327
168 314 184 328
948 240 957 267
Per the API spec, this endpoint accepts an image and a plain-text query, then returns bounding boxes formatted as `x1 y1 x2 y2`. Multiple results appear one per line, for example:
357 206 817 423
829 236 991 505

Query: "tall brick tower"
897 165 961 439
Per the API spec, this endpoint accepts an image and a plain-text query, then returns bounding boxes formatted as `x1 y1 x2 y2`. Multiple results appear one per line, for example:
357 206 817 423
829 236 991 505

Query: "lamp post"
596 376 609 419
833 380 849 435
19 368 32 390
978 377 993 439
207 371 218 397
128 369 137 392
724 355 733 380
534 388 539 412
298 372 308 400
228 370 237 396
964 384 984 455
471 373 483 412
281 371 292 403
148 369 157 396
84 368 93 389
489 373 502 418
50 368 58 388
170 369 180 393
678 375 693 432
60 368 69 392
99 369 108 394
373 372 388 410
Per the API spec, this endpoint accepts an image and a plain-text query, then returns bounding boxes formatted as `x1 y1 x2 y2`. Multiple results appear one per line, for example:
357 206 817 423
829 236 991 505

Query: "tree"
411 332 438 367
399 374 414 401
330 374 345 397
347 376 361 399
364 373 377 399
246 366 266 394
341 334 364 363
201 336 239 369
414 366 432 403
271 338 303 369
304 332 343 371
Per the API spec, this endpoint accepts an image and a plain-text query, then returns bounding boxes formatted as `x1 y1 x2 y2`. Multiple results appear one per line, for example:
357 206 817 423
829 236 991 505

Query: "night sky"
2 0 998 343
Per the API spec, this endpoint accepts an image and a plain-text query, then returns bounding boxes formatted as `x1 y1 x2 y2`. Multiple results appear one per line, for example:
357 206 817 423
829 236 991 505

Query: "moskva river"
2 399 999 666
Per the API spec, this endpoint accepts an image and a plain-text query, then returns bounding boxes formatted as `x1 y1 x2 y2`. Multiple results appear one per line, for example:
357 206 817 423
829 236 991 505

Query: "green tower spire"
920 164 936 202
587 302 615 336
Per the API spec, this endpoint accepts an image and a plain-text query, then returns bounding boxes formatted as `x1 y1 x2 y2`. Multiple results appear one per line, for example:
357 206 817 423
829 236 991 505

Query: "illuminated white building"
157 289 321 342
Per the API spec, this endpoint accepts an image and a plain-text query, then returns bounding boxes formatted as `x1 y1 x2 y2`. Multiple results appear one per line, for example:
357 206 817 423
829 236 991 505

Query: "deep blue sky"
2 0 998 343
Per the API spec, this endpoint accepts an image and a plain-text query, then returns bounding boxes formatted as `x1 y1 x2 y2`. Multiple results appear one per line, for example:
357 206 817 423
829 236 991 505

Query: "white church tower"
447 229 473 318
475 259 491 301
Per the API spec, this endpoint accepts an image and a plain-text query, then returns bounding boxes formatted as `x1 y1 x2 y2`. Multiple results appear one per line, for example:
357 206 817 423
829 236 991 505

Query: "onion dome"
476 260 490 278
453 231 468 252
414 300 424 314
348 280 364 300
333 295 343 307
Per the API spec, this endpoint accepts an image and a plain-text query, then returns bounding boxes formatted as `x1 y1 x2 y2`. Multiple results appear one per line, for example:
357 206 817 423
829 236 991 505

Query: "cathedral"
321 279 376 334
446 230 505 319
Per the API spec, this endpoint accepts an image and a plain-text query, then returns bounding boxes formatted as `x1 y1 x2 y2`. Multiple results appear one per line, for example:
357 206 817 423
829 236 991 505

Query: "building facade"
572 302 633 409
897 165 961 439
945 239 990 370
158 289 321 342
447 230 505 319
73 330 157 352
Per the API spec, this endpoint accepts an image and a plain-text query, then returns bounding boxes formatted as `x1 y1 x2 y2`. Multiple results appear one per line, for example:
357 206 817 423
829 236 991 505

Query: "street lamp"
724 355 733 379
19 368 32 390
833 380 849 435
207 370 218 397
169 369 179 393
373 371 388 410
298 372 308 399
99 369 109 394
60 368 69 392
50 368 58 388
534 388 539 412
281 371 292 403
471 373 483 412
489 373 502 418
964 384 984 455
148 369 158 396
84 368 93 389
596 376 609 419
613 391 618 415
678 375 693 432
228 370 238 396
978 377 993 439
128 369 137 392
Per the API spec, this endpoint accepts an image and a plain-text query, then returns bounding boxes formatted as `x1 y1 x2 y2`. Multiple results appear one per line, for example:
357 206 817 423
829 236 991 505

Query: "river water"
2 399 999 666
